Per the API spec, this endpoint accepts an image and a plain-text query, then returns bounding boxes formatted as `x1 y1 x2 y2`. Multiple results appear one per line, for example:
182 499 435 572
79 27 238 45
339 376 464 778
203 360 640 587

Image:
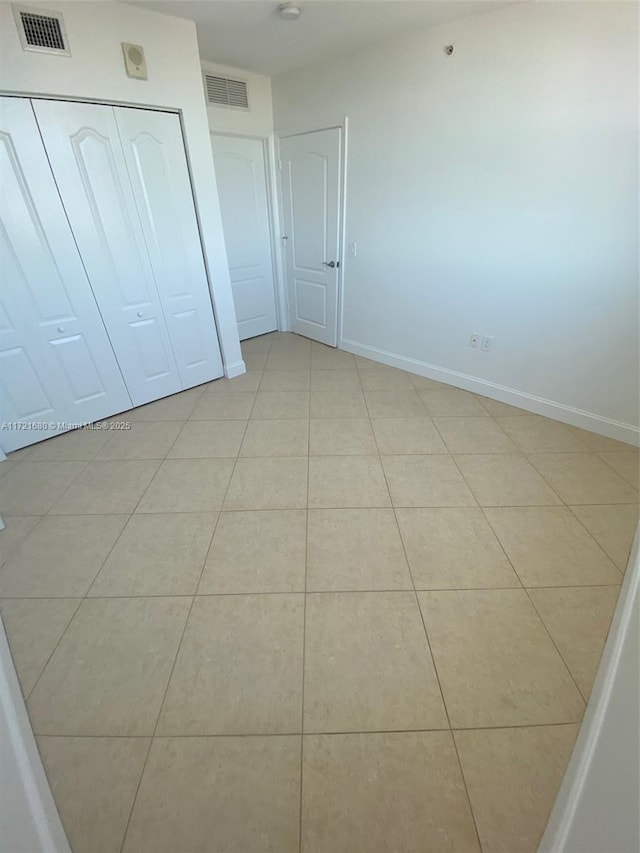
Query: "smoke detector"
277 3 301 20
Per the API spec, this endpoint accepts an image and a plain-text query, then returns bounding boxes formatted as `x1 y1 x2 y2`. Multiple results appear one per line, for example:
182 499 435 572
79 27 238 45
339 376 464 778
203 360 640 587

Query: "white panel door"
33 100 182 407
211 134 277 340
0 97 131 452
279 128 341 346
116 108 223 386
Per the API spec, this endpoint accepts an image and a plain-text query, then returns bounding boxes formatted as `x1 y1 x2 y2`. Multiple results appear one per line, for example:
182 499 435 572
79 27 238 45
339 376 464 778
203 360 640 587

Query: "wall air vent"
204 74 249 110
13 5 70 55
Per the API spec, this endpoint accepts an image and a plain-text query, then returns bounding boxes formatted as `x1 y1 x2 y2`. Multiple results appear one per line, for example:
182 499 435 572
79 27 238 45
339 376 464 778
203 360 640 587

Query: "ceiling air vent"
13 5 70 55
204 74 249 110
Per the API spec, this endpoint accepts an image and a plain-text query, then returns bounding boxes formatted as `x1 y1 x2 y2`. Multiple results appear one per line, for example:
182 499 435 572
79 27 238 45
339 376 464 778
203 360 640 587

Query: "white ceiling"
129 0 510 76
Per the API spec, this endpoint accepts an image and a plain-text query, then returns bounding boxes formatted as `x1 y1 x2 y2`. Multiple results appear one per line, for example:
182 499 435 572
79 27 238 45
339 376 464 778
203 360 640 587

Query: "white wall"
202 60 273 137
272 1 639 439
0 1 244 377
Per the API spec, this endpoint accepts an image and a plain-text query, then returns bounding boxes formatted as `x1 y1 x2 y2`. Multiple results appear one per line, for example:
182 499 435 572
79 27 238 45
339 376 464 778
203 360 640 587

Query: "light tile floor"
0 332 638 853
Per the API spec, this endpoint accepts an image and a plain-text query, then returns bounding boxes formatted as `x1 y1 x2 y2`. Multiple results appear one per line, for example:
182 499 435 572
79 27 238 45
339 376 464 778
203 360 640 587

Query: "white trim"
539 522 640 852
224 359 246 379
275 116 348 347
0 616 71 852
340 337 640 446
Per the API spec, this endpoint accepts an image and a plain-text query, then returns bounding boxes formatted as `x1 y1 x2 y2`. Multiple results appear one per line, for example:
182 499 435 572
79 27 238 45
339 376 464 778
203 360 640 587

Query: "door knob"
323 261 337 269
137 311 144 318
57 327 65 334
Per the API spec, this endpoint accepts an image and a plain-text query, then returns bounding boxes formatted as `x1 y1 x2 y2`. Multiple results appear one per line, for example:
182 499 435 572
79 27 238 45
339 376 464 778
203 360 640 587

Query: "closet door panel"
0 97 132 450
115 108 223 388
32 100 182 407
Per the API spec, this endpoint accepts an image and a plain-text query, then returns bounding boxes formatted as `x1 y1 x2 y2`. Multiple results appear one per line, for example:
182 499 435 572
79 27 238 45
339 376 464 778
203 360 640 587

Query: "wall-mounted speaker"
122 42 147 80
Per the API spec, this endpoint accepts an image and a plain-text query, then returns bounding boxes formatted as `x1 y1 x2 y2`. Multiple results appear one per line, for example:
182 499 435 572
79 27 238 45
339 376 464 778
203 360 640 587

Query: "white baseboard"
340 337 640 447
224 360 247 380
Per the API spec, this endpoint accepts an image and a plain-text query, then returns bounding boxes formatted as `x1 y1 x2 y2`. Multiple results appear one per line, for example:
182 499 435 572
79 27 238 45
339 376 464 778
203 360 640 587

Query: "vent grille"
205 74 249 109
13 5 70 54
20 11 64 49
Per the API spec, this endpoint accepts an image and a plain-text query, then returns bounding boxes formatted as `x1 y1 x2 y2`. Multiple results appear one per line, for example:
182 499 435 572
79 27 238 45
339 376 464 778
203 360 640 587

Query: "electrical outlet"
348 241 357 257
481 335 494 352
469 334 480 348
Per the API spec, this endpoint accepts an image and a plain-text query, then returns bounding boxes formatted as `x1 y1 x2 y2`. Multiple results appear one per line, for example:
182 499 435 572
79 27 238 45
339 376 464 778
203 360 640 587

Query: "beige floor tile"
157 594 304 735
28 596 190 735
89 513 216 597
27 428 112 461
310 390 368 418
204 371 262 394
95 421 182 460
167 419 246 458
496 415 590 452
0 515 41 565
0 598 80 695
420 389 489 416
240 419 309 457
598 451 640 489
407 374 452 391
224 457 308 510
0 515 127 597
0 458 18 479
199 510 306 594
136 459 234 513
474 396 529 416
260 369 310 391
529 586 620 698
0 461 86 515
244 351 268 370
382 455 476 507
570 504 639 570
358 366 413 390
310 369 360 391
190 392 255 420
123 736 300 853
568 427 638 453
304 592 447 732
242 334 275 353
434 417 518 454
309 419 377 455
265 350 311 370
251 391 310 419
364 389 425 418
127 388 202 421
39 736 150 853
455 725 578 853
302 731 479 853
528 452 638 504
307 509 412 591
396 508 519 590
308 456 390 508
52 461 159 515
371 417 447 454
311 345 356 369
418 589 584 727
485 507 622 586
455 454 562 506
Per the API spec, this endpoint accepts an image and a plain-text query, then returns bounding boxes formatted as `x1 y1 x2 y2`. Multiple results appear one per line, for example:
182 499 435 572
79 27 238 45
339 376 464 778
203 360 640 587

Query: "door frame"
210 130 287 334
275 117 349 346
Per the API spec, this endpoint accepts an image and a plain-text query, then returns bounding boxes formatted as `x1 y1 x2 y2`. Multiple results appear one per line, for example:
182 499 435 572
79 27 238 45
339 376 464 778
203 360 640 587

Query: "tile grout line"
298 388 311 853
363 388 485 853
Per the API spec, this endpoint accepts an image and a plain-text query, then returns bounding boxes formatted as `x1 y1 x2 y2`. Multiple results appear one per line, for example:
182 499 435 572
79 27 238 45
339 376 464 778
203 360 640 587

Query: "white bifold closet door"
33 100 223 407
0 97 132 452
